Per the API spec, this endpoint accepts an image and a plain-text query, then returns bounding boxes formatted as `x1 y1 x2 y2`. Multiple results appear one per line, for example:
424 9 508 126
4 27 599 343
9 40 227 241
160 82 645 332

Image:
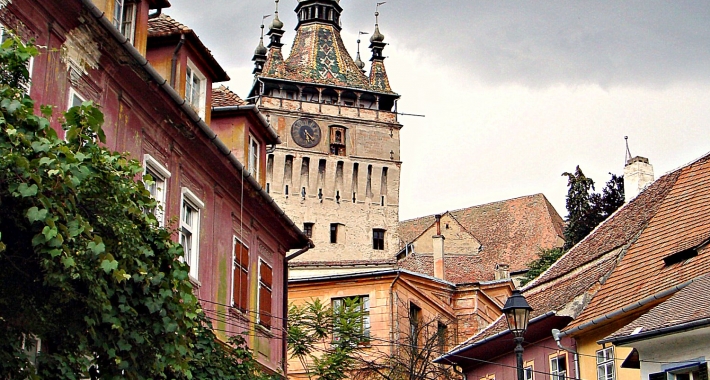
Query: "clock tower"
248 0 402 273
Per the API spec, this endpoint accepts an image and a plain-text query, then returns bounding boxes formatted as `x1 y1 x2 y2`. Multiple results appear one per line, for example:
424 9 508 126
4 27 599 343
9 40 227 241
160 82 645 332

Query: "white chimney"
624 156 654 203
433 215 445 280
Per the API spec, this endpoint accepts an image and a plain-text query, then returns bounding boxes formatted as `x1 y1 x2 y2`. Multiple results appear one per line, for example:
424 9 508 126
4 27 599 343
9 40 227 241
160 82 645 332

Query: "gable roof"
147 14 229 82
564 152 710 334
212 86 246 107
601 274 710 345
399 194 565 274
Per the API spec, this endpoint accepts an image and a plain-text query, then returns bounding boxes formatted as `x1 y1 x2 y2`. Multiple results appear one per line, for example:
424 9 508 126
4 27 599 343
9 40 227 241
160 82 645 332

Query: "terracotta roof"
147 14 229 82
458 250 618 346
567 152 710 332
147 13 190 37
260 23 396 95
603 274 710 342
212 86 246 107
398 254 491 284
399 194 565 274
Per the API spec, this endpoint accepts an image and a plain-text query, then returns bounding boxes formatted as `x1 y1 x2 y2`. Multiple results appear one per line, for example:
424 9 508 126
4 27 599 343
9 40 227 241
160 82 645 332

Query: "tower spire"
267 0 285 48
355 31 368 73
252 15 270 74
369 2 386 61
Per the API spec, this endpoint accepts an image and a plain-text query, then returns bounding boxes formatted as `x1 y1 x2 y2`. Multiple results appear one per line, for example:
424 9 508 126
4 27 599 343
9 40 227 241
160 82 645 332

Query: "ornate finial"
370 2 386 43
270 0 284 30
355 31 368 71
254 17 269 56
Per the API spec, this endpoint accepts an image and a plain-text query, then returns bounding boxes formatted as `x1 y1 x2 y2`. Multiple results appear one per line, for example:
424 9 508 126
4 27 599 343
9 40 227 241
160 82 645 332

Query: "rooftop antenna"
625 136 632 165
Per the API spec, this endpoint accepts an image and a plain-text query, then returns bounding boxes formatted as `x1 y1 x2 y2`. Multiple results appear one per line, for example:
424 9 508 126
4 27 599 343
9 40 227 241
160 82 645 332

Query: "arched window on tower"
330 126 346 156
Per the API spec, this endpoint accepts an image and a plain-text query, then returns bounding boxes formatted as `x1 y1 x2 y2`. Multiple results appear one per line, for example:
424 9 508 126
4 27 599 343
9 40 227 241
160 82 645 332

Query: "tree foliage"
288 298 366 380
562 167 624 250
519 247 566 286
0 36 268 379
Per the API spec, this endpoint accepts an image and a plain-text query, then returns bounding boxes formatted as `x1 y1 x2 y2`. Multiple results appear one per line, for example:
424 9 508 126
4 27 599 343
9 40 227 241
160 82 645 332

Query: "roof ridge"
447 193 545 215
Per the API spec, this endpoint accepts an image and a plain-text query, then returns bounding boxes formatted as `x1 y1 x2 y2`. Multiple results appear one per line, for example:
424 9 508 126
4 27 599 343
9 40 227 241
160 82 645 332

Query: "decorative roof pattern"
567 152 710 331
369 60 392 93
604 274 710 342
261 24 395 94
398 254 491 284
212 86 246 107
399 194 565 274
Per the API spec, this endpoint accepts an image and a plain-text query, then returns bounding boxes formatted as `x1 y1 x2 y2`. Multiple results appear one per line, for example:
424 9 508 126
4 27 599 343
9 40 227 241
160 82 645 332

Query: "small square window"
373 229 385 250
303 223 314 238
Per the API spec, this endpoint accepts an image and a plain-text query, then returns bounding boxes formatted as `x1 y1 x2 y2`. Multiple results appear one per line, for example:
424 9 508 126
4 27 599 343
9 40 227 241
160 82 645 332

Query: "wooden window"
524 360 535 380
330 223 344 244
258 259 273 328
232 238 249 312
185 60 206 118
330 126 346 156
409 302 421 351
248 135 260 180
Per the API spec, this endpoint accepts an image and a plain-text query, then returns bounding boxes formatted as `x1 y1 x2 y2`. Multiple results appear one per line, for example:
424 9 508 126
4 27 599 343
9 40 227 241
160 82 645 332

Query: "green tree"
0 36 268 379
288 298 366 380
562 166 597 250
519 247 566 286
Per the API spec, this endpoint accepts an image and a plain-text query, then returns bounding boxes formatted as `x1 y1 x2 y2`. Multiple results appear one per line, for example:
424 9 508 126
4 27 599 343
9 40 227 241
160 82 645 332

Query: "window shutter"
648 373 666 380
233 243 249 311
259 261 272 328
698 362 708 380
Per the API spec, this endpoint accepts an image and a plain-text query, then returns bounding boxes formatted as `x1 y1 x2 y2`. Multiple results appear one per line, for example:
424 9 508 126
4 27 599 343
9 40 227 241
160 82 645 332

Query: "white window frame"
550 354 568 380
248 134 260 179
332 295 370 342
68 87 85 109
180 187 204 280
597 346 615 380
524 360 534 380
143 154 171 227
185 59 206 119
120 2 137 44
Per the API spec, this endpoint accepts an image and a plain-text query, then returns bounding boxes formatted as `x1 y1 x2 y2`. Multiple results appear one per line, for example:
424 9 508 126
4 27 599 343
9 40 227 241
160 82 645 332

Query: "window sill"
228 307 249 322
188 275 201 288
255 323 274 337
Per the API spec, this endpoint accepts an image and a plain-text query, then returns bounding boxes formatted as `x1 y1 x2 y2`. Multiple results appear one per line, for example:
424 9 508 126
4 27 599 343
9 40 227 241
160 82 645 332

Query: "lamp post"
502 289 533 380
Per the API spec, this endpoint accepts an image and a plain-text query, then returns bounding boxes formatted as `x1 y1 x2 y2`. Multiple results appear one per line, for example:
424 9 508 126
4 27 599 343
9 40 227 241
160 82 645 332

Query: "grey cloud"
166 0 710 88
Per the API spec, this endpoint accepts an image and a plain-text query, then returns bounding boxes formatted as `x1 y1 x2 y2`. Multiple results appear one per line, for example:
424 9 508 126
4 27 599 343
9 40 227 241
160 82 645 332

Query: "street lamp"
502 290 533 380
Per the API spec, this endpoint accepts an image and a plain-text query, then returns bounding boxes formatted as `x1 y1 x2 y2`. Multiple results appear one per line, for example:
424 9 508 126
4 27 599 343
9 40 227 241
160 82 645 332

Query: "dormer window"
185 60 206 118
113 0 137 43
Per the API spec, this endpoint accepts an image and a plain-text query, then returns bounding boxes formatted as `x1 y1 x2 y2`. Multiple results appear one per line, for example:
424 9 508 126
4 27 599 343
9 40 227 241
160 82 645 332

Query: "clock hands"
304 130 314 142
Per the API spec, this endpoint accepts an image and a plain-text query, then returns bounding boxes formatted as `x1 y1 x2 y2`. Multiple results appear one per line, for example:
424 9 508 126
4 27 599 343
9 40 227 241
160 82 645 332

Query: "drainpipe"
170 34 185 89
552 329 580 379
388 272 401 357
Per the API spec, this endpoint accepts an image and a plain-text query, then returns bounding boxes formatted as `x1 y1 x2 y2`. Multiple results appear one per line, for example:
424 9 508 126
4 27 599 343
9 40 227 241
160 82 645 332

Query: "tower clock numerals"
291 118 322 148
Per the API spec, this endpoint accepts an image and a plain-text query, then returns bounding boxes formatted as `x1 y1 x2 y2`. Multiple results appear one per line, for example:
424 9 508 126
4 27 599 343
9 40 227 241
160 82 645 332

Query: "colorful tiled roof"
147 14 229 82
603 274 710 342
399 194 565 274
566 152 710 332
260 24 396 94
212 86 246 107
398 254 491 284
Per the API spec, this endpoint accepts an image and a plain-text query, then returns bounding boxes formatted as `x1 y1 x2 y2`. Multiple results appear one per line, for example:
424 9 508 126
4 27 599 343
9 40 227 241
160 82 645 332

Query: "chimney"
494 263 510 280
433 214 445 280
624 156 654 203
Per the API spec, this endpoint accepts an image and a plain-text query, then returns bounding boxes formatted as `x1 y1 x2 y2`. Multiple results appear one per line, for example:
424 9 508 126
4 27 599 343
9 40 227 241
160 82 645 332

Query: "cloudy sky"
166 1 710 221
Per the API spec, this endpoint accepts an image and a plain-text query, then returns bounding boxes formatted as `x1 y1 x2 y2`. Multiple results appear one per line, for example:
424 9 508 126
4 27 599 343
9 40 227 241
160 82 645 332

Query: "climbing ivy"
0 35 270 379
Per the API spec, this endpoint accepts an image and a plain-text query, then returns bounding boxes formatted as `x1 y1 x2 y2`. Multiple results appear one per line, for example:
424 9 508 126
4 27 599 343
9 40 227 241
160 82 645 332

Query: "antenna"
624 136 632 165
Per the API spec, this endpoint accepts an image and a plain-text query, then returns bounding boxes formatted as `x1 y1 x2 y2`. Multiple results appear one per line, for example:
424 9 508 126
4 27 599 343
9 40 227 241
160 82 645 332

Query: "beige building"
248 0 402 270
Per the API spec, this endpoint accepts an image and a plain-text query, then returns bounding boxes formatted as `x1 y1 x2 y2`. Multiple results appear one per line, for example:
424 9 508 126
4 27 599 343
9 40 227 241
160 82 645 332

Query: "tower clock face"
291 118 322 148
